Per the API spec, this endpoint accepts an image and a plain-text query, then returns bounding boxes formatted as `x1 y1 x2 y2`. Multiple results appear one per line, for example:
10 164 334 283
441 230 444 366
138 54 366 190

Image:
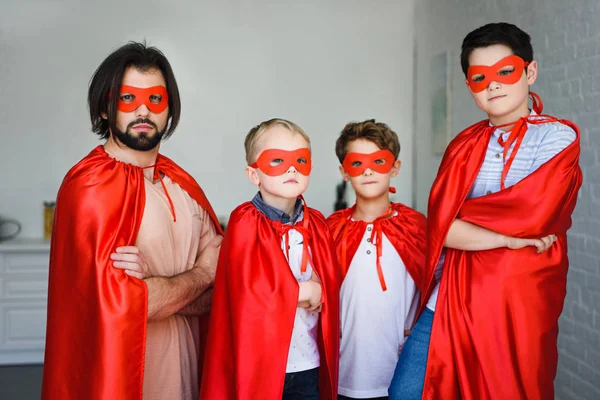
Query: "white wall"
0 0 415 238
412 2 484 213
414 1 600 399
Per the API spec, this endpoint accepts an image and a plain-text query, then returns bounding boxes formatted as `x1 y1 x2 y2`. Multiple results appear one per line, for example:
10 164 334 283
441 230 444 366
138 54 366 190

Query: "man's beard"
113 118 166 151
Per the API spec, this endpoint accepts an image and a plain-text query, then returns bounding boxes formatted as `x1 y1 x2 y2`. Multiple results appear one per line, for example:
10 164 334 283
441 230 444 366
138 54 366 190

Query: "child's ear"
526 60 538 85
391 160 402 177
338 165 350 182
101 112 108 119
245 166 261 187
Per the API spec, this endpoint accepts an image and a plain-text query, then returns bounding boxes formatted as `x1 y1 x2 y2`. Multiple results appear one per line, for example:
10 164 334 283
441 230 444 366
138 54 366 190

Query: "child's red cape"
421 119 581 400
200 202 340 400
41 146 222 400
326 202 428 305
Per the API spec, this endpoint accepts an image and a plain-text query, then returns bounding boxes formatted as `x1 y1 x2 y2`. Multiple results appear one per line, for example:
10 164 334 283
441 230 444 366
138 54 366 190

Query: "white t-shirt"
339 223 419 398
283 226 320 373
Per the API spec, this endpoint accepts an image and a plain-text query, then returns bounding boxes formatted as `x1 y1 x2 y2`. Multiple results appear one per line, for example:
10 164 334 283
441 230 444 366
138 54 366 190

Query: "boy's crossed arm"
298 272 323 312
445 218 556 253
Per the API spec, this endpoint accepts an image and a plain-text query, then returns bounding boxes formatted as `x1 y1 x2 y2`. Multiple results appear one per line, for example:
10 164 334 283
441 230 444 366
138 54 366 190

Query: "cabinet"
0 239 50 365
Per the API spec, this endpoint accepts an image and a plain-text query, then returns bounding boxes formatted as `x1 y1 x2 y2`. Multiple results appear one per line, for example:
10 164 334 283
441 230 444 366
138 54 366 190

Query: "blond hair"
244 118 311 165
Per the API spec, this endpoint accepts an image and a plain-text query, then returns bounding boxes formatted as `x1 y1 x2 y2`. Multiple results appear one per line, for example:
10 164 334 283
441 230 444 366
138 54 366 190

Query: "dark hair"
460 23 533 76
88 41 181 140
335 119 400 164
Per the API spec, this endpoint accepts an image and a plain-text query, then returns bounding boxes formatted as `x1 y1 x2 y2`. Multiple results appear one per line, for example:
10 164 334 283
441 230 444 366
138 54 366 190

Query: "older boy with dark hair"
390 22 581 400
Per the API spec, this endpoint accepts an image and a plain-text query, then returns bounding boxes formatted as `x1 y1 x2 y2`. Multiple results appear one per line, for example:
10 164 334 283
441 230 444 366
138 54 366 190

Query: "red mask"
342 149 396 177
251 148 312 176
467 55 529 93
117 85 169 113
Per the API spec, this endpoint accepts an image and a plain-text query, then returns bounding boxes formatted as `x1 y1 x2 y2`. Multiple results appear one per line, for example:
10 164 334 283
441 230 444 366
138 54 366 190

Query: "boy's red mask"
117 85 169 113
467 55 529 93
342 149 396 177
251 148 312 176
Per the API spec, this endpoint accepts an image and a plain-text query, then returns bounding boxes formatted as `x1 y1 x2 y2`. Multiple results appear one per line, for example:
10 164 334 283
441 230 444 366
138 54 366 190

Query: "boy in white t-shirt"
327 119 428 400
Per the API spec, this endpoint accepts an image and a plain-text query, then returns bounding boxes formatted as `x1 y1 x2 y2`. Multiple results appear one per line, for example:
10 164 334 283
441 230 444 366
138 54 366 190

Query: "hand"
398 336 408 356
308 273 323 311
111 246 152 279
307 280 322 311
506 234 558 254
196 235 223 284
311 303 323 313
297 280 323 311
398 329 411 355
298 300 311 309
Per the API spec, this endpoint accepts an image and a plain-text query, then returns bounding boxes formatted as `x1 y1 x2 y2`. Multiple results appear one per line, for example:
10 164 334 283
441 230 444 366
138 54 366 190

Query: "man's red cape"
326 202 428 302
41 145 222 400
200 202 340 400
421 119 582 400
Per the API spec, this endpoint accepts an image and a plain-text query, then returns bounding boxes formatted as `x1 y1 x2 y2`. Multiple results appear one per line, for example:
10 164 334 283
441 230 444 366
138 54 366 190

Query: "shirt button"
495 153 501 159
367 227 372 231
367 250 371 255
367 238 371 243
486 190 492 195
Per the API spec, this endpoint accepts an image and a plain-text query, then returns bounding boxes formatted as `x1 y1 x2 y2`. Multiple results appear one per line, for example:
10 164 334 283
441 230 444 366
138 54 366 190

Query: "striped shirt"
468 111 576 199
426 111 577 311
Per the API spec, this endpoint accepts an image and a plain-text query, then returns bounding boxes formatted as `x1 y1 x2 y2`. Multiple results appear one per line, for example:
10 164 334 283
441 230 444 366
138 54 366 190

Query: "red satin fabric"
421 119 581 400
200 202 340 399
326 203 428 303
42 145 222 400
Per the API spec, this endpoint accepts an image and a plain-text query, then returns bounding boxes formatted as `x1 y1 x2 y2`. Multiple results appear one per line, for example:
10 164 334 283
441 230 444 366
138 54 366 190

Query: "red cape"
326 202 428 303
200 202 340 400
41 146 222 400
422 120 582 400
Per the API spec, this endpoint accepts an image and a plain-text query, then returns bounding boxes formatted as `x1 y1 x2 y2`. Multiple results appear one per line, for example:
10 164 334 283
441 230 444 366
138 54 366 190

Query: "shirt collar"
251 192 303 225
491 109 537 138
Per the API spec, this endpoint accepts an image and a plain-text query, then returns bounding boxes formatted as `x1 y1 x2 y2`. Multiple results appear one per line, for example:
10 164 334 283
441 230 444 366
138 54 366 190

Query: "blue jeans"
283 367 320 400
388 308 434 400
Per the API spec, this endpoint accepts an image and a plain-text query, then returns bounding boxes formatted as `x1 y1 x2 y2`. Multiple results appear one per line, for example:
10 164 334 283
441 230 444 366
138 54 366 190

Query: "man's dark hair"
88 41 181 140
460 23 533 76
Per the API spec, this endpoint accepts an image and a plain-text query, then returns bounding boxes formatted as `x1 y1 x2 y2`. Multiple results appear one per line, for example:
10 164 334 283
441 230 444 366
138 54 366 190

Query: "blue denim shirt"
251 192 303 225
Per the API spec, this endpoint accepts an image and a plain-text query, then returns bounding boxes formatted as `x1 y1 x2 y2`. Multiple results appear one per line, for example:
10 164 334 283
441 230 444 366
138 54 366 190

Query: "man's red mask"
467 55 529 93
117 85 169 113
342 149 396 177
251 148 312 176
